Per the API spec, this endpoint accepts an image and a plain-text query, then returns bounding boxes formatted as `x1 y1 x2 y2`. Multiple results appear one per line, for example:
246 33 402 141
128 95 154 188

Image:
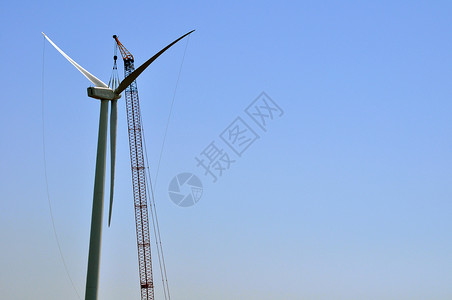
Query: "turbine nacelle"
87 87 121 101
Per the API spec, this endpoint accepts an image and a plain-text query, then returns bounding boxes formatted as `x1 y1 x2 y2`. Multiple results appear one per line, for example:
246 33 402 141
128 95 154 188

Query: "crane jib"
113 31 194 300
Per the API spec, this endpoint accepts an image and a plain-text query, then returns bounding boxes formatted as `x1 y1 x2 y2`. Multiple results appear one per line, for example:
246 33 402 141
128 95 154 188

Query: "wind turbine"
42 30 194 300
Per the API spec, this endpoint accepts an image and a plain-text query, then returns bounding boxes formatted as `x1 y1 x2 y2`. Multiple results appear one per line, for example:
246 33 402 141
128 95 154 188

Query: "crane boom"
113 35 154 300
113 31 194 300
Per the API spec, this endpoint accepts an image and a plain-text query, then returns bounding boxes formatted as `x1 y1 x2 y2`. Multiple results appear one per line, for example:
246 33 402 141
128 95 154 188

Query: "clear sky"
1 1 451 299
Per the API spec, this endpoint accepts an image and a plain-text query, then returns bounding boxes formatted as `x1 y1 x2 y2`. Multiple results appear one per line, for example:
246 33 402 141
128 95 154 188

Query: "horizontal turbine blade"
42 32 109 88
114 30 195 95
108 99 117 227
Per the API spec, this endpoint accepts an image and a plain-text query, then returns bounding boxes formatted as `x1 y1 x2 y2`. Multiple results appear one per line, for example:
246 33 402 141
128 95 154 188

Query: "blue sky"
1 1 451 299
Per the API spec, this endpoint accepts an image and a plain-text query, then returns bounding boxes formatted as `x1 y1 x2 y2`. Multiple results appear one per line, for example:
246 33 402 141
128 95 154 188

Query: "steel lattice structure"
123 55 154 300
112 31 193 300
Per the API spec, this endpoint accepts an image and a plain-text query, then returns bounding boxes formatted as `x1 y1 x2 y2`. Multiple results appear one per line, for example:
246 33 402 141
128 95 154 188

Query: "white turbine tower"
42 30 194 300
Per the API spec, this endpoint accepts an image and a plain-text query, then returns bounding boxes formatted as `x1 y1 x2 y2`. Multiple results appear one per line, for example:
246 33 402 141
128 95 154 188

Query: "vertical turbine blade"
108 100 118 227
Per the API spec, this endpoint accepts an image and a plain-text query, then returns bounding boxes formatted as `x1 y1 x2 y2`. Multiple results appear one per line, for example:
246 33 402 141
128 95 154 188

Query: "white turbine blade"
42 32 108 88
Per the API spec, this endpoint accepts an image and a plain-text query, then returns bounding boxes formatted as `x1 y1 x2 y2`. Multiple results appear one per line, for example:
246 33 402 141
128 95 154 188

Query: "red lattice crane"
113 34 154 300
113 31 194 300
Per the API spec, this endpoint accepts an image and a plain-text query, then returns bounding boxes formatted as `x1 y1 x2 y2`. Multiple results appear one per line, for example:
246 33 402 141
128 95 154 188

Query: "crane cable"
41 35 82 300
140 34 192 300
108 42 120 89
153 34 191 187
142 137 169 300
